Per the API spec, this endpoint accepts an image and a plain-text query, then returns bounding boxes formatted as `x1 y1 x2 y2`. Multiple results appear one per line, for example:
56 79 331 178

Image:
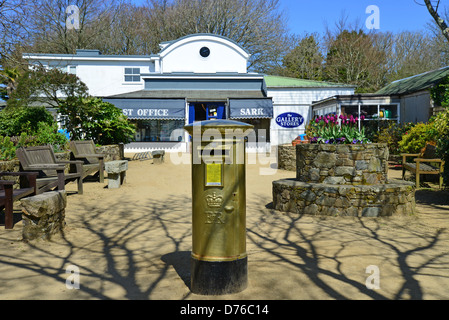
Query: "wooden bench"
69 140 105 183
0 171 38 229
16 145 84 194
401 142 445 188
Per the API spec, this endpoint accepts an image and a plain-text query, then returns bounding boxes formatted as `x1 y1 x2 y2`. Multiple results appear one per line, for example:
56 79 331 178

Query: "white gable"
158 34 250 74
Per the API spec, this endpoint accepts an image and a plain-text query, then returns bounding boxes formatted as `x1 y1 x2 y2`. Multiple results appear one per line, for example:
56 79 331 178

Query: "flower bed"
308 114 368 144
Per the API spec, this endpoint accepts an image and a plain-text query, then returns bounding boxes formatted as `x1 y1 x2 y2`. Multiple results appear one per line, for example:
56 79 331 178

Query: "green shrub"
374 121 415 155
34 122 69 152
0 107 54 136
398 122 437 154
73 97 136 145
433 108 449 186
0 136 16 160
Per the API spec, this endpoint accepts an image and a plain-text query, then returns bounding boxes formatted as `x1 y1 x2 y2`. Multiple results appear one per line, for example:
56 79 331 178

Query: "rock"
20 191 67 241
361 207 382 217
313 152 337 168
105 160 128 188
323 176 345 185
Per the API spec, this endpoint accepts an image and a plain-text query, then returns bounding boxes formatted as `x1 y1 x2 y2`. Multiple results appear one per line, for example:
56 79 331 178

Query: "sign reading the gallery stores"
276 112 304 128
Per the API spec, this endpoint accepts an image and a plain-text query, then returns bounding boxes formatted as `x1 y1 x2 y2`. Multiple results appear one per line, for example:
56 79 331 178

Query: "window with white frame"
124 68 140 82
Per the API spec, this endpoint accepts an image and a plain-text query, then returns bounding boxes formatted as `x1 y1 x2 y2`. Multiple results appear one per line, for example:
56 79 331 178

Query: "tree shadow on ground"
248 195 449 299
415 189 449 212
0 195 193 299
1 192 449 300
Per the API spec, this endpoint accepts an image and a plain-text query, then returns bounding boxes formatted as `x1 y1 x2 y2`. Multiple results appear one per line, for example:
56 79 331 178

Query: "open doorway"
189 102 226 123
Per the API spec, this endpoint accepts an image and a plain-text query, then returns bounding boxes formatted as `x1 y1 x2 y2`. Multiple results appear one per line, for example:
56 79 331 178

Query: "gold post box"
184 119 254 295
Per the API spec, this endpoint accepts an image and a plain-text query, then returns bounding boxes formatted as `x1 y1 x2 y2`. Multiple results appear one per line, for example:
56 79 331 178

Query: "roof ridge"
390 65 449 84
264 74 355 87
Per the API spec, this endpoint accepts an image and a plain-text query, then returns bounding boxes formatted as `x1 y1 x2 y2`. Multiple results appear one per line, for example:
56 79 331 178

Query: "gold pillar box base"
190 255 248 295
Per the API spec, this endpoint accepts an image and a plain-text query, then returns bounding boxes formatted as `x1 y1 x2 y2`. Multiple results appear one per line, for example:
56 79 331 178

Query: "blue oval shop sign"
276 112 304 128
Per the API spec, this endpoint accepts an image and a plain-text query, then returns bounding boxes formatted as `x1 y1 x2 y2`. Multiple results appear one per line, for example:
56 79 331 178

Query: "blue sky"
280 0 434 35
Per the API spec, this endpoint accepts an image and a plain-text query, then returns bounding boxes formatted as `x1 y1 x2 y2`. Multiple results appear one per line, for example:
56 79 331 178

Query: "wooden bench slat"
402 143 445 188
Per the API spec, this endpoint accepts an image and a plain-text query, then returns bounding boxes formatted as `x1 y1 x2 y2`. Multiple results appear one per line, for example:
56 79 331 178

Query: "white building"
23 33 355 153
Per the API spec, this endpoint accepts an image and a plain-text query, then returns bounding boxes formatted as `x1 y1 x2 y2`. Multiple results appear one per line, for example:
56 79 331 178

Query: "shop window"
133 120 185 142
124 68 140 82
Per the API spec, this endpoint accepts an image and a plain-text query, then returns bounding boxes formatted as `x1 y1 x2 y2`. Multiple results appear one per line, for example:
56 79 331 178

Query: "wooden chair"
69 140 105 183
0 171 38 229
16 145 84 195
402 142 445 189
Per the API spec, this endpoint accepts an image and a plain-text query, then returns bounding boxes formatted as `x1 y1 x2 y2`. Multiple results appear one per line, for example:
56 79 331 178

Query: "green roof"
264 75 355 88
376 66 449 95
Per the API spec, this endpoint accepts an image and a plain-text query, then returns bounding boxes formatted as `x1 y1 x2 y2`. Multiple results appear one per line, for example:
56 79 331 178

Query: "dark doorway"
189 103 226 123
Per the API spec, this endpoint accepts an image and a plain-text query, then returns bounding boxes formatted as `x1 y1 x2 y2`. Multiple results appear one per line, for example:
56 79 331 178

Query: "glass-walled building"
311 94 401 130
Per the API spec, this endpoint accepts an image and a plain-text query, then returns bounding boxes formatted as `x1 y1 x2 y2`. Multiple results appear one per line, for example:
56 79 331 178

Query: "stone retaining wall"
273 143 416 217
296 143 389 185
273 179 416 217
95 144 123 161
277 144 296 171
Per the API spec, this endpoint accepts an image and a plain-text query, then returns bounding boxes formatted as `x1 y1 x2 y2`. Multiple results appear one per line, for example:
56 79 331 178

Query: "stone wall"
95 144 123 161
273 142 416 217
296 143 389 185
273 179 416 217
277 144 296 171
0 160 20 185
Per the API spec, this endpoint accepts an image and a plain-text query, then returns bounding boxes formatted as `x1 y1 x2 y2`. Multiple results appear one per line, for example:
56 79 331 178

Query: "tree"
6 66 135 144
279 33 324 80
324 29 387 92
0 67 21 100
75 97 136 145
378 30 445 83
7 66 89 110
141 0 291 72
424 0 449 42
0 0 33 62
25 0 119 54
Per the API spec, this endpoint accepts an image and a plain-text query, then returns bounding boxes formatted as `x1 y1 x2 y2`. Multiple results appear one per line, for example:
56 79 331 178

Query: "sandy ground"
1 152 449 301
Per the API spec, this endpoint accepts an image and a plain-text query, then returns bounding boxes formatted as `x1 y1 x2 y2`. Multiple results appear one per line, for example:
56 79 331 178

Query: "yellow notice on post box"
206 163 222 186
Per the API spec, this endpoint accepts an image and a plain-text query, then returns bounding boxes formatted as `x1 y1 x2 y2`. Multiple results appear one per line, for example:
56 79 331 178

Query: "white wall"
160 38 248 74
33 58 155 97
75 60 150 97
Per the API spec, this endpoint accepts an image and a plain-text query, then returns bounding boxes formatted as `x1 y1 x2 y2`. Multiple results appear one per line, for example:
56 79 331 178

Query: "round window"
199 47 210 58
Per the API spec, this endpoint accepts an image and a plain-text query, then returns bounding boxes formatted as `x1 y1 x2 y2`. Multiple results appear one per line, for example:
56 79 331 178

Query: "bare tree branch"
424 0 449 42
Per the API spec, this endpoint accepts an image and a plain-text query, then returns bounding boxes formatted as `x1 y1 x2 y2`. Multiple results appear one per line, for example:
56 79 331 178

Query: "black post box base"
190 256 248 295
